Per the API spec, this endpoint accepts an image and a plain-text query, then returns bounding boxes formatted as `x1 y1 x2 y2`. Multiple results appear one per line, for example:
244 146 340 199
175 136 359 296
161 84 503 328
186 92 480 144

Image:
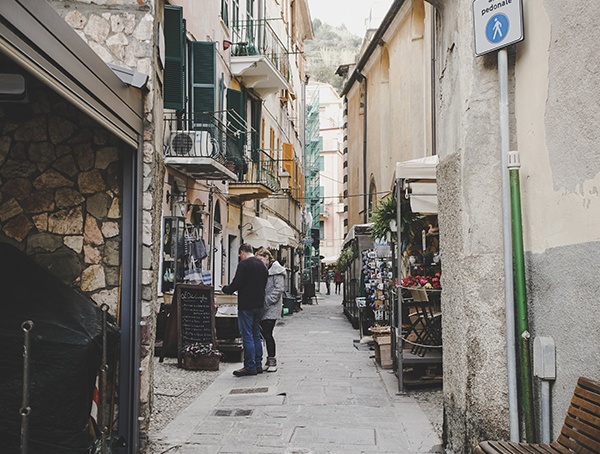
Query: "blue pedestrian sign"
473 0 524 56
486 14 509 43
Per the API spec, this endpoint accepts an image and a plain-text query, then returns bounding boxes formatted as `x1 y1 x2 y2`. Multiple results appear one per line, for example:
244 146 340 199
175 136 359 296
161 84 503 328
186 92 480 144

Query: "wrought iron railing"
164 111 245 171
230 19 290 82
234 148 280 192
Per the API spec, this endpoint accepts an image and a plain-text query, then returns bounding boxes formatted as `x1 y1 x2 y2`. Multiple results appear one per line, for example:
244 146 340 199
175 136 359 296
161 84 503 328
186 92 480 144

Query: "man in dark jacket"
222 243 268 376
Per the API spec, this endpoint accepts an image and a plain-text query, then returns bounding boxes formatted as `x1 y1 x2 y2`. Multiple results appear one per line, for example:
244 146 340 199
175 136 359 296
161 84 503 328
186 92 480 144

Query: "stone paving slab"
154 292 442 453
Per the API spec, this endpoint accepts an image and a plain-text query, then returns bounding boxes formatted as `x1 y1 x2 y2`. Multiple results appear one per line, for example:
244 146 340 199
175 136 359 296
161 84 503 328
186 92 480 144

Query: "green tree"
305 21 362 93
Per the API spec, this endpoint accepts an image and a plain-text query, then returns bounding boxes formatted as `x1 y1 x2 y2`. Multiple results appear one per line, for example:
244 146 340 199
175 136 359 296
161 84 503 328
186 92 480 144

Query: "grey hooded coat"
262 260 286 320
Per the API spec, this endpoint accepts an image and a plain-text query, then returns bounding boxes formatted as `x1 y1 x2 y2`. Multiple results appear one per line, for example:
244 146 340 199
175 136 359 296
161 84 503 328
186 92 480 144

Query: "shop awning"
396 156 439 214
267 215 297 247
395 155 438 180
244 216 279 249
322 255 339 265
342 223 374 249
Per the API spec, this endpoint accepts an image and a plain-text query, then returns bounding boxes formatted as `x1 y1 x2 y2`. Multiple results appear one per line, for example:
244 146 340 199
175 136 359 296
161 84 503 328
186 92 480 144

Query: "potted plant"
370 195 422 245
181 342 222 371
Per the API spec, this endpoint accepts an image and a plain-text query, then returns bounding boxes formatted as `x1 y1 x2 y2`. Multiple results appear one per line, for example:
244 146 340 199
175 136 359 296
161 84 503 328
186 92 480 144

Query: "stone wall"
0 78 123 312
49 0 164 442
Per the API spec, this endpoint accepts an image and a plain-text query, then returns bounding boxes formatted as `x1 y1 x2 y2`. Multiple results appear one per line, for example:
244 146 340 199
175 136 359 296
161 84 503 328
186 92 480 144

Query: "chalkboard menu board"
174 283 216 364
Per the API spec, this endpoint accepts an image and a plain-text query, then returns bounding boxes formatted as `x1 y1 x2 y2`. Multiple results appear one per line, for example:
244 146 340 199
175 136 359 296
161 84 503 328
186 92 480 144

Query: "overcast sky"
306 0 393 37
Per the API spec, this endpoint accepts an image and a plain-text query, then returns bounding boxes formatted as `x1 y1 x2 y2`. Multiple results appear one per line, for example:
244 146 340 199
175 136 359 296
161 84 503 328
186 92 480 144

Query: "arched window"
214 200 222 231
380 47 390 83
368 177 377 219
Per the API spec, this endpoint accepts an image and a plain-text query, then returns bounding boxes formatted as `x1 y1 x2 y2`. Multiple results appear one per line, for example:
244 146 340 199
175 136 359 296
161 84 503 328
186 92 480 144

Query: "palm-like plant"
370 195 422 244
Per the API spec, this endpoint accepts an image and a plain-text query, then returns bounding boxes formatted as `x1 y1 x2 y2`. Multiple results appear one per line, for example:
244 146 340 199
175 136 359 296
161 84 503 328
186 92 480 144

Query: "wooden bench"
474 377 600 454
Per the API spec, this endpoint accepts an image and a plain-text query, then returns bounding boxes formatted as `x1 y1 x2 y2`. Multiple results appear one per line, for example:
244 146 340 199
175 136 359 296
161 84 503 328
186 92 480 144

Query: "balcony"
164 112 242 181
228 149 281 201
230 19 290 97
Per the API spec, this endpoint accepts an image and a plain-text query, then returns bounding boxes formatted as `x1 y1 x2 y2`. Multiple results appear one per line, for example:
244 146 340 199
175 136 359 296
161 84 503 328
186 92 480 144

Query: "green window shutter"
190 41 216 125
164 6 184 110
227 88 245 162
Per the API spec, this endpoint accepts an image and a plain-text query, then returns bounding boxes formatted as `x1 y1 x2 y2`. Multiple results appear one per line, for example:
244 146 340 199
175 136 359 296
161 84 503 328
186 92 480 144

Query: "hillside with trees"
305 19 362 93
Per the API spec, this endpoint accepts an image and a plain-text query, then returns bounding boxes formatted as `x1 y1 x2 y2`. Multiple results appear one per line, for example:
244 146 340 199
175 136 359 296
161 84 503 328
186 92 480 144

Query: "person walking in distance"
256 249 285 372
334 270 343 294
222 244 268 376
325 269 332 295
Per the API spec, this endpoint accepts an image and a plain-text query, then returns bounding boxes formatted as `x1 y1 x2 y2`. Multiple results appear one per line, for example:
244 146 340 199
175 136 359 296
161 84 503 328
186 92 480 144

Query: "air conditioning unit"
169 131 213 157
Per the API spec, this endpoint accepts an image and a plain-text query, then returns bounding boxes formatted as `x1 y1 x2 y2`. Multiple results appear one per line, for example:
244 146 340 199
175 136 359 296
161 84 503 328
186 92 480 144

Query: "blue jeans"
237 308 263 371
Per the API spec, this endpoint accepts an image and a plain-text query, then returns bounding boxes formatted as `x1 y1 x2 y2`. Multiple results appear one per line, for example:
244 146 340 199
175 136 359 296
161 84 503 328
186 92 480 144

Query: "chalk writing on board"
176 284 216 364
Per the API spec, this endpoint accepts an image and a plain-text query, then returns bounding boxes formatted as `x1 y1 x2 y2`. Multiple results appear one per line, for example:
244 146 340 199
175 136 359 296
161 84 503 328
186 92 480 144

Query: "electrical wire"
171 183 390 201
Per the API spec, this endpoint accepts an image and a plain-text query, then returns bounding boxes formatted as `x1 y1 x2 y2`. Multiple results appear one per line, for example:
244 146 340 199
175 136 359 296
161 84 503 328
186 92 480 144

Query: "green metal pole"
509 157 535 441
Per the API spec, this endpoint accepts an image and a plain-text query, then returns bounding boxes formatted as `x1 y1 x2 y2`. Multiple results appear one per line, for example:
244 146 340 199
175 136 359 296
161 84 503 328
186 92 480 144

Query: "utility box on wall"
533 336 556 380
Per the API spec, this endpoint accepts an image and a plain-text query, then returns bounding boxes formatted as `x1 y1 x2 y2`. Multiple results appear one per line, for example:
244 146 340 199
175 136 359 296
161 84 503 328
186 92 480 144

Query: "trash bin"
283 293 296 315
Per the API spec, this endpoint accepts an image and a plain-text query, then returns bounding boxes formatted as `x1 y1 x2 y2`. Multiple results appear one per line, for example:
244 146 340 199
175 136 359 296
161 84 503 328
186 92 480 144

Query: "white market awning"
267 215 297 247
322 255 339 265
395 156 439 214
244 216 279 249
395 155 438 180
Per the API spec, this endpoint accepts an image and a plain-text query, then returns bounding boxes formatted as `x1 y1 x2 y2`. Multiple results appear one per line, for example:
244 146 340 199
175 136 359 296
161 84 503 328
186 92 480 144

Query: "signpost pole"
498 48 519 442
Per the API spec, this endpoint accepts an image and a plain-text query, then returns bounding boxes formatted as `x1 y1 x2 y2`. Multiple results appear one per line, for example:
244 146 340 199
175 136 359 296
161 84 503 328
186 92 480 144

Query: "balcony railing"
231 148 280 193
230 19 290 82
164 111 245 181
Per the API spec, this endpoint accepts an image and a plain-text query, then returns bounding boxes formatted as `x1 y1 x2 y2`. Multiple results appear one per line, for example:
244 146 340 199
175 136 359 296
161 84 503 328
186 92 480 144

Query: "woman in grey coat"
256 249 285 372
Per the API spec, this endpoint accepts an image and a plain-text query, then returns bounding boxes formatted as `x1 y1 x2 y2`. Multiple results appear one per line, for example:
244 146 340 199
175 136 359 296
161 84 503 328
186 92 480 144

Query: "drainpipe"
498 48 520 441
208 185 214 270
509 149 535 441
430 8 437 156
359 73 368 224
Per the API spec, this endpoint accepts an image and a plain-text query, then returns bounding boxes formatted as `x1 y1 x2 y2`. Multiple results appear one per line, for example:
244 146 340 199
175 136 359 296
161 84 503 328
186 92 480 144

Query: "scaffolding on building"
303 88 322 289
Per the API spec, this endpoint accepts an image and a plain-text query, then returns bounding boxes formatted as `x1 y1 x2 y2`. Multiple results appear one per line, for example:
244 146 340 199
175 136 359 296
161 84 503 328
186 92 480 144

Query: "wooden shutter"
282 142 296 199
190 41 216 125
282 142 293 173
164 6 185 110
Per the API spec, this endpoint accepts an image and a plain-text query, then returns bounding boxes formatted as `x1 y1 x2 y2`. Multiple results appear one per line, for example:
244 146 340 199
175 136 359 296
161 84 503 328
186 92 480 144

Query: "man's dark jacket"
222 256 268 310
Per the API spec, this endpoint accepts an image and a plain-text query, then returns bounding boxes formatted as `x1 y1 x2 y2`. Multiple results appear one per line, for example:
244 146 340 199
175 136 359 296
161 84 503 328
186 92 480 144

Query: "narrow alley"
149 291 443 453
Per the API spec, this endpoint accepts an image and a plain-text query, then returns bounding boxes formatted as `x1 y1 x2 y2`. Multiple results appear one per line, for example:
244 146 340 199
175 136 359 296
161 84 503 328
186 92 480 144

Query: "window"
232 0 240 29
368 177 377 219
226 88 245 163
221 0 229 26
246 0 255 19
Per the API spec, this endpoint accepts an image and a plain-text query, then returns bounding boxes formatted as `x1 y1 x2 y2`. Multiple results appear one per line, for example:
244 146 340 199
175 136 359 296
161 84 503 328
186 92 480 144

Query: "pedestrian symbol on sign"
486 13 509 44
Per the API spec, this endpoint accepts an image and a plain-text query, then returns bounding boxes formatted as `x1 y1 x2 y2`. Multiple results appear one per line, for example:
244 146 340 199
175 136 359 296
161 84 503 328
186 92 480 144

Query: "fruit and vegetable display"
401 272 442 290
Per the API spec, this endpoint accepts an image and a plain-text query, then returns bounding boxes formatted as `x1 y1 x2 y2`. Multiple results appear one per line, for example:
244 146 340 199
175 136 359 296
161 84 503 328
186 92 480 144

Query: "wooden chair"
474 376 600 453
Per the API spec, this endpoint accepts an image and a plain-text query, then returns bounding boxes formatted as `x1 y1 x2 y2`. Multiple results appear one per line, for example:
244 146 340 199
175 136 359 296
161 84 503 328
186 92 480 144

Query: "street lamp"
279 168 291 192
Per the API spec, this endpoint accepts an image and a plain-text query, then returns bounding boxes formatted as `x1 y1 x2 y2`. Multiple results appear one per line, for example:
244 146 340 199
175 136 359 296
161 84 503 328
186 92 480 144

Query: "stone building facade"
431 0 600 451
0 78 124 308
48 0 165 442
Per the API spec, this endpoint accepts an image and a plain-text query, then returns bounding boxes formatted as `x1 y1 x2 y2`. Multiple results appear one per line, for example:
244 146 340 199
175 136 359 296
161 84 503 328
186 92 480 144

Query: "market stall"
394 155 442 392
339 224 373 329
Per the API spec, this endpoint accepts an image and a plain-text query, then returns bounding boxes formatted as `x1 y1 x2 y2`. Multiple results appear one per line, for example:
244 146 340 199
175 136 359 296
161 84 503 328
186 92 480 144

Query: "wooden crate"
375 335 393 369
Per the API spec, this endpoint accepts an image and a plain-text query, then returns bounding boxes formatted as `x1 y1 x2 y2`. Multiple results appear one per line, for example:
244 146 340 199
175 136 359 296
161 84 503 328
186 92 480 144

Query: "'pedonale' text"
482 0 512 16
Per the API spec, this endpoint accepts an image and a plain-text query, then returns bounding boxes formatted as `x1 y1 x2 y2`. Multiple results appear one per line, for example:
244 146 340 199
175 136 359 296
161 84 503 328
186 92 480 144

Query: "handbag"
184 259 203 284
201 271 212 286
